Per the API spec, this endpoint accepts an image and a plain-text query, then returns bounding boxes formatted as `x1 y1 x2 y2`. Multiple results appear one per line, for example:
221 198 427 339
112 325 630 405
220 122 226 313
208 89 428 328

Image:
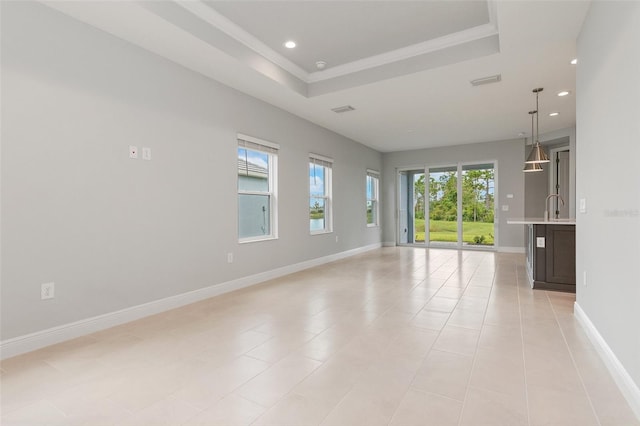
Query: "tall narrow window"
237 134 278 242
309 154 333 234
366 170 380 226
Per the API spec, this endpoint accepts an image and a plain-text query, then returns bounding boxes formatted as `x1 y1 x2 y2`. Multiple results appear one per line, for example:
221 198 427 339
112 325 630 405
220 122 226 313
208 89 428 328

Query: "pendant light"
525 88 550 164
524 110 543 172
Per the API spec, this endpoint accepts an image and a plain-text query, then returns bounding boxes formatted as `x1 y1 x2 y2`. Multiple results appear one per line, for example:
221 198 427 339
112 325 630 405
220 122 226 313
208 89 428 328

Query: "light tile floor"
1 248 638 426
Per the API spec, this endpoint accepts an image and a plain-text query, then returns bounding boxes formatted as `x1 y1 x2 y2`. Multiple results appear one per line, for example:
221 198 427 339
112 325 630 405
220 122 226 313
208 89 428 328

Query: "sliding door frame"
396 160 499 250
396 166 427 247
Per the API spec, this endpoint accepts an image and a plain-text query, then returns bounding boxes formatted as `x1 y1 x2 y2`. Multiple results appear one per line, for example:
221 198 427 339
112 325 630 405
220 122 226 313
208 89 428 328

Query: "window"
366 170 379 226
309 154 333 234
237 134 278 242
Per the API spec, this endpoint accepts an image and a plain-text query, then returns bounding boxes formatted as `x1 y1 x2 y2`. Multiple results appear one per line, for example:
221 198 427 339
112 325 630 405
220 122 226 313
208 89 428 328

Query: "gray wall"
524 166 549 218
381 139 525 250
576 2 640 388
0 2 382 340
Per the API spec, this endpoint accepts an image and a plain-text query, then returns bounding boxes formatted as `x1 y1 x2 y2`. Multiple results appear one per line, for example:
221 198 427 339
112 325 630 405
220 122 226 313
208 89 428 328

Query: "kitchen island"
508 219 576 293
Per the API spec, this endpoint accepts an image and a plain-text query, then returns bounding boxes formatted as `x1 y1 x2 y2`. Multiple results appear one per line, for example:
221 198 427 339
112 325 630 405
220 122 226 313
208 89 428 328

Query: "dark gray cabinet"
528 224 576 292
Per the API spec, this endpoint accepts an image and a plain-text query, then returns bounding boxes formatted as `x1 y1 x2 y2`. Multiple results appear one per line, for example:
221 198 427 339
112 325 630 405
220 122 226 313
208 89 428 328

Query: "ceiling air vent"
331 105 355 113
470 74 502 87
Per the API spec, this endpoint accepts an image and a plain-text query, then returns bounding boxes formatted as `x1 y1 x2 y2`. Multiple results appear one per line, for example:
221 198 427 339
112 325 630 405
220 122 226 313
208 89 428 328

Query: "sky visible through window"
309 163 325 200
238 148 268 170
367 175 375 199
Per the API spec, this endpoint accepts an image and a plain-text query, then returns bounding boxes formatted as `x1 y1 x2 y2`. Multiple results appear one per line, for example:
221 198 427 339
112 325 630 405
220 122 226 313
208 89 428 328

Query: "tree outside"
414 168 494 245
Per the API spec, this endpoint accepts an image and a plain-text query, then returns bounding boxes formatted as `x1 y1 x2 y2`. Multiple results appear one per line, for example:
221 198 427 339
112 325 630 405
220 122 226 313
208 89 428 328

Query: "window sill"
367 224 379 228
239 235 278 244
310 230 333 236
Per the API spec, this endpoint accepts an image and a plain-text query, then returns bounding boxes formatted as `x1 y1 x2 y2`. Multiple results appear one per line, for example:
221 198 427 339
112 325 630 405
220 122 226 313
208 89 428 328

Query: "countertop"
507 218 576 225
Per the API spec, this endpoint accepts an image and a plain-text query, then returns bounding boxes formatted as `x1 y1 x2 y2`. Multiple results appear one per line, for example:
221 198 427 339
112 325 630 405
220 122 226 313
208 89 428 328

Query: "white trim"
237 133 280 150
487 0 499 32
176 1 499 85
548 144 571 218
309 153 334 164
309 157 333 234
366 172 380 227
306 23 498 83
237 144 278 242
238 235 278 244
382 241 397 247
176 1 309 82
574 302 640 420
0 243 382 360
497 246 526 253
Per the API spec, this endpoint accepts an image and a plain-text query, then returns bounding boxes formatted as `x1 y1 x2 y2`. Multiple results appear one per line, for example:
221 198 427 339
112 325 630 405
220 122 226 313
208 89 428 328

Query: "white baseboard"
497 246 525 253
382 241 396 247
574 302 640 420
0 243 382 360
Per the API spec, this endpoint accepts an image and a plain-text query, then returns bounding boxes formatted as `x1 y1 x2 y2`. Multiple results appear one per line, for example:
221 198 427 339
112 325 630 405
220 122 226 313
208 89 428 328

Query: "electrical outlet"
41 282 55 300
142 147 151 161
227 252 233 263
579 198 587 213
583 270 587 287
335 236 339 243
129 145 138 159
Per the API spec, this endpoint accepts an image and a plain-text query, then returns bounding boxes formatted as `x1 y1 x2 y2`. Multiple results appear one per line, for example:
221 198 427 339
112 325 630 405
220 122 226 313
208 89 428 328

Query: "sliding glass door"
428 166 458 247
461 163 495 247
398 169 425 245
398 162 496 249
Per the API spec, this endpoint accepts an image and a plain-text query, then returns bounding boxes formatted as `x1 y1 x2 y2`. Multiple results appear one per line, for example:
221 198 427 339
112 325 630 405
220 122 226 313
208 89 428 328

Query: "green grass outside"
415 219 494 245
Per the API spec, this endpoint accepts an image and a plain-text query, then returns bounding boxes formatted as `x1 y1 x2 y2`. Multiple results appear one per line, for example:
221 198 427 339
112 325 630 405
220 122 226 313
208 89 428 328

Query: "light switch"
501 205 509 211
536 237 546 248
579 198 587 213
129 145 138 159
142 147 151 161
506 194 514 199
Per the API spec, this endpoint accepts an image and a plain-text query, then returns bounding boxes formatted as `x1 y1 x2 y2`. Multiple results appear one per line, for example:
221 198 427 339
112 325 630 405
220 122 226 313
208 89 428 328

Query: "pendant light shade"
525 88 550 164
523 110 543 172
525 144 550 163
523 162 544 172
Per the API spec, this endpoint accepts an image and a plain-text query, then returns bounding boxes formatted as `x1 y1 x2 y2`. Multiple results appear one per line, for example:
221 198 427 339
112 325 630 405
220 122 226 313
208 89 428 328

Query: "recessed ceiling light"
549 112 559 117
284 41 296 49
557 91 570 97
570 58 578 65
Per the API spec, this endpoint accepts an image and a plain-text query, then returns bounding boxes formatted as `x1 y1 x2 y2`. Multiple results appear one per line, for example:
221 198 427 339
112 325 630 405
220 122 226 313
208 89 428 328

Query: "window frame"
366 169 380 227
237 134 279 244
309 153 333 235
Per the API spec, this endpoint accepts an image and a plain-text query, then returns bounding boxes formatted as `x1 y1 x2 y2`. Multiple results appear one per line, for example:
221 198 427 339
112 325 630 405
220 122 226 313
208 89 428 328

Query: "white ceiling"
43 1 591 152
205 1 491 73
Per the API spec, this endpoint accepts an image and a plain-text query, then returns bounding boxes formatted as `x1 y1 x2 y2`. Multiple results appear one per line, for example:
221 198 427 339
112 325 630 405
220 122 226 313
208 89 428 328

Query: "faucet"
545 194 565 221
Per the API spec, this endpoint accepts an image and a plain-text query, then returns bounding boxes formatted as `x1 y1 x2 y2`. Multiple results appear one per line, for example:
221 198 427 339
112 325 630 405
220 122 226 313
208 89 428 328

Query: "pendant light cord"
536 90 540 144
529 110 536 145
533 88 543 144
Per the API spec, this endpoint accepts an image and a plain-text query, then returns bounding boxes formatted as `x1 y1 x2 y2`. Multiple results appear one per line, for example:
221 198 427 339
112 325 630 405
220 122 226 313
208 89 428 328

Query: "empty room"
1 1 639 425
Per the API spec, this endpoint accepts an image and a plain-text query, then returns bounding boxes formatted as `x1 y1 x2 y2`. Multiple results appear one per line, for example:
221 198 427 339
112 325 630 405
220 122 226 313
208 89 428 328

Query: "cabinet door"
545 225 576 284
